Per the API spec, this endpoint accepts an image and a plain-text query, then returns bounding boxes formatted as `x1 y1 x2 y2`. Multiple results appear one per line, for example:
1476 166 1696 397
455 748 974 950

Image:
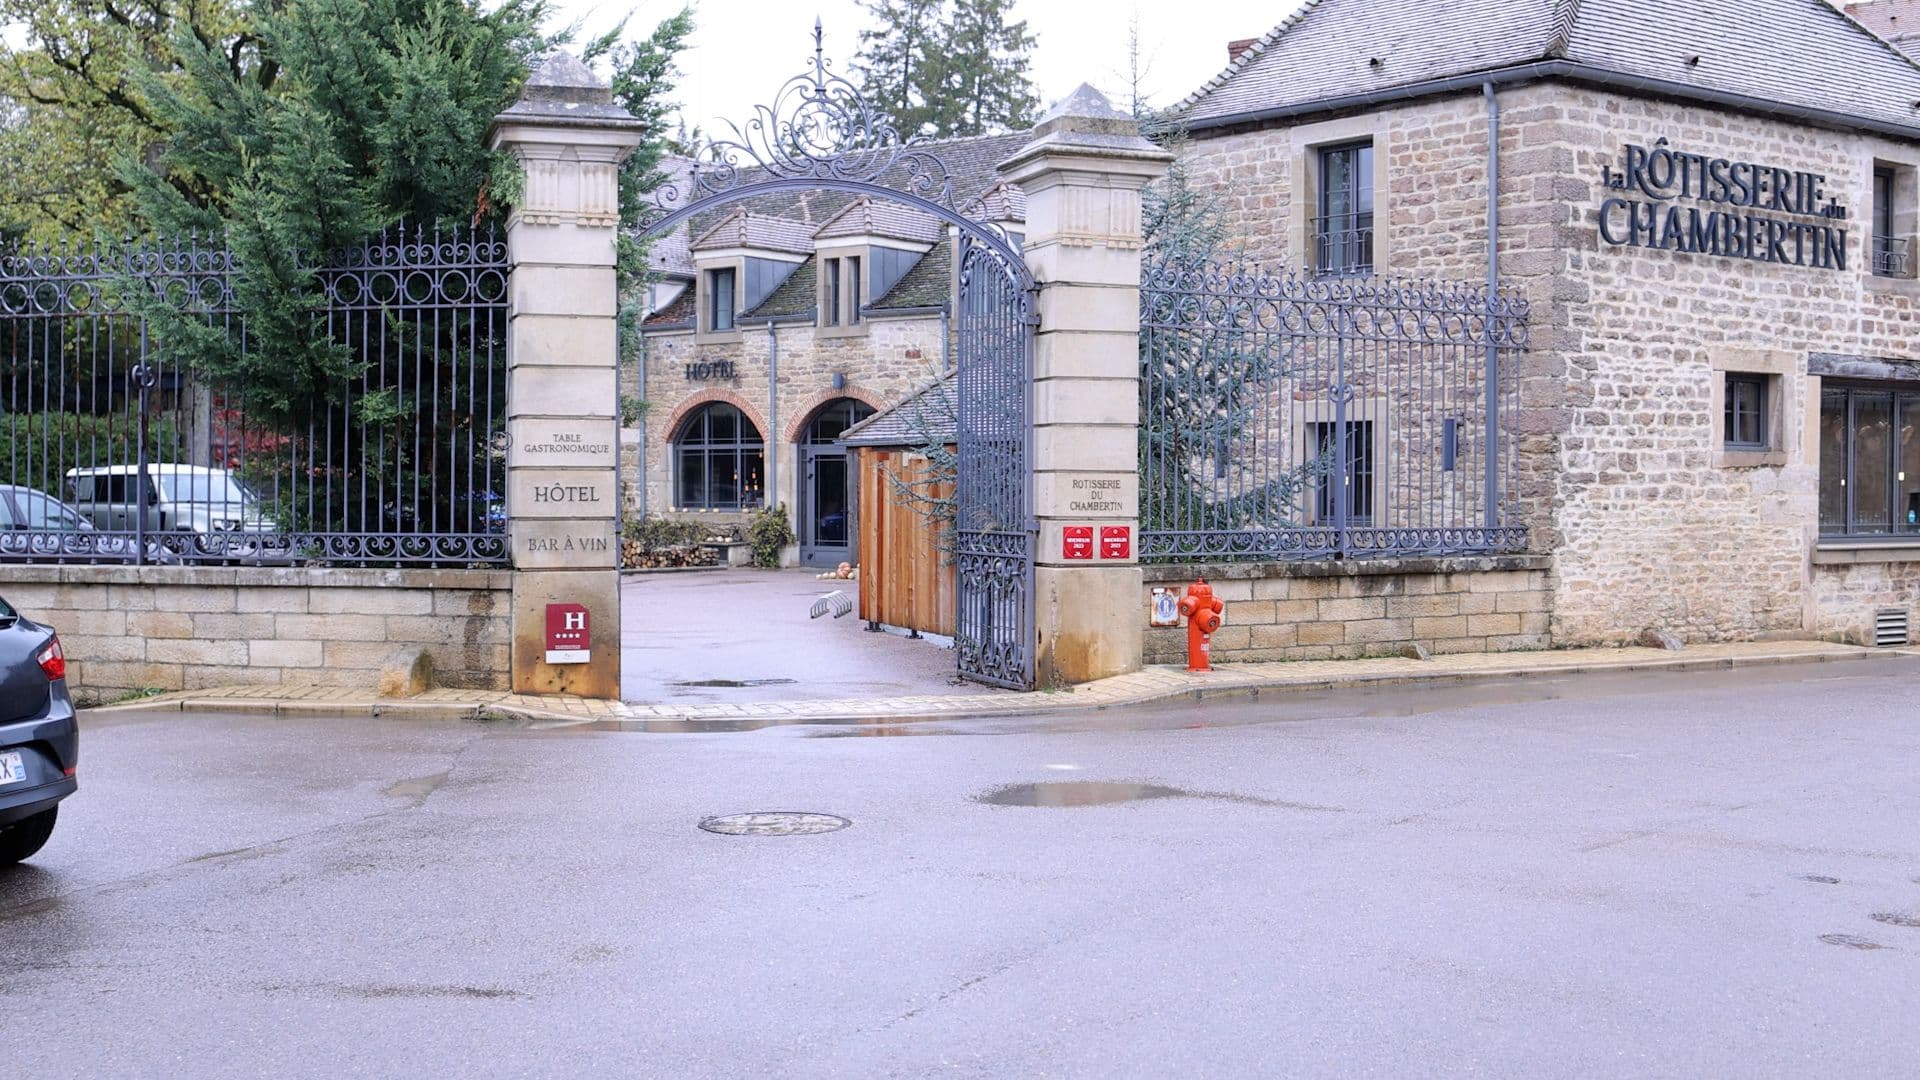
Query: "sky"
544 0 1306 135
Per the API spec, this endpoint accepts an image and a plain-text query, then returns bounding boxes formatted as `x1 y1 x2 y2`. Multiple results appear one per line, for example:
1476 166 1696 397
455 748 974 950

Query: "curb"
81 645 1905 728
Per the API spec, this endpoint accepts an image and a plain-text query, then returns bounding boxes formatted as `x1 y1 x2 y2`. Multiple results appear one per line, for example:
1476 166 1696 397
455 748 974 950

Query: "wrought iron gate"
953 236 1036 688
636 23 1038 688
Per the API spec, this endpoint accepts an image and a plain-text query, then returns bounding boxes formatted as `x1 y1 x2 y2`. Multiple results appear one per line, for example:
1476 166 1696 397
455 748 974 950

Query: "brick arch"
784 387 890 444
663 389 770 443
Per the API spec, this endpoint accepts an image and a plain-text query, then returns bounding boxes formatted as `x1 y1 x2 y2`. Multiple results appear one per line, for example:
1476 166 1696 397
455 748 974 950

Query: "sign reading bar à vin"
1597 137 1849 270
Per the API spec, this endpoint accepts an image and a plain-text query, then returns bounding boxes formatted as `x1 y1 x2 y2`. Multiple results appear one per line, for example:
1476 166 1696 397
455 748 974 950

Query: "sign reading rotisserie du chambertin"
1597 138 1849 270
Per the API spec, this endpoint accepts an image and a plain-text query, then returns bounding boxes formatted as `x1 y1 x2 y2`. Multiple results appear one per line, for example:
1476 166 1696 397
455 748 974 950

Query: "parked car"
65 464 286 560
0 483 162 562
0 593 76 866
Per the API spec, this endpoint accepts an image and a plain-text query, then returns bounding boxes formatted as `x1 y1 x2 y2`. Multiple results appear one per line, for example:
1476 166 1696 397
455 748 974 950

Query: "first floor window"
1310 420 1375 526
675 402 764 510
707 268 736 332
847 255 863 324
1724 373 1770 450
1314 140 1374 278
1820 384 1920 537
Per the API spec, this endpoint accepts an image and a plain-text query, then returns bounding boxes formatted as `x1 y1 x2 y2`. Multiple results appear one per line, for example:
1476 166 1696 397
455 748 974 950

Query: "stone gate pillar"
488 53 644 698
1000 86 1172 687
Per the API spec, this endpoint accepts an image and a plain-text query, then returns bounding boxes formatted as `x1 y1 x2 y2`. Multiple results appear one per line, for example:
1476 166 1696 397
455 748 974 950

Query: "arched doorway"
796 397 875 566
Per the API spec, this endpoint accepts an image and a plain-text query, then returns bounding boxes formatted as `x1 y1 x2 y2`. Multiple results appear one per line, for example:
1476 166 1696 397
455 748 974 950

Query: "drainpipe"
767 319 780 510
634 309 647 519
939 301 951 372
1482 80 1501 534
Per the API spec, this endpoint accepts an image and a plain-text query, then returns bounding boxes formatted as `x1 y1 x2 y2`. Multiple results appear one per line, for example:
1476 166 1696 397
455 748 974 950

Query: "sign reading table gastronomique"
1597 137 1850 270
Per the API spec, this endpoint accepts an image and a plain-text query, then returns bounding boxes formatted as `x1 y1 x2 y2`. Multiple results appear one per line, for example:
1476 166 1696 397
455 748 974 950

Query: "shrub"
746 503 794 568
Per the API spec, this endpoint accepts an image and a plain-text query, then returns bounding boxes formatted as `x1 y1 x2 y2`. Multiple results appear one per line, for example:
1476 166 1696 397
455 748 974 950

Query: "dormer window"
820 254 866 330
706 267 736 332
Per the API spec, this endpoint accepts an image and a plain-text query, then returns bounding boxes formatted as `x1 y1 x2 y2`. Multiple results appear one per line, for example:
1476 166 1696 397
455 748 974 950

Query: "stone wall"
1 566 511 702
1142 556 1552 665
631 312 946 526
1808 555 1920 645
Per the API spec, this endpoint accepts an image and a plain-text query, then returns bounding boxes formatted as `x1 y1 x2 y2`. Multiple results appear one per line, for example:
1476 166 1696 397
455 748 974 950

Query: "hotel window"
706 267 736 332
823 257 841 326
847 255 863 324
1873 163 1914 278
1819 384 1920 538
1314 140 1374 278
1723 373 1770 451
674 402 764 510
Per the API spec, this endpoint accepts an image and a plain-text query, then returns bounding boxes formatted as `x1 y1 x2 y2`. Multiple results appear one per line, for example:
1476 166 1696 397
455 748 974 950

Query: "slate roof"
839 372 957 446
645 156 697 280
744 256 818 320
689 210 816 255
869 235 953 311
813 197 945 244
644 285 696 328
1180 0 1920 137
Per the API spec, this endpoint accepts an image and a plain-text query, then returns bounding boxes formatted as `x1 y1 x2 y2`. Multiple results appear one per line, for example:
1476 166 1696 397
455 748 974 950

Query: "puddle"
1819 934 1886 950
1870 912 1920 928
383 771 449 803
1801 875 1841 884
976 781 1346 811
671 678 799 688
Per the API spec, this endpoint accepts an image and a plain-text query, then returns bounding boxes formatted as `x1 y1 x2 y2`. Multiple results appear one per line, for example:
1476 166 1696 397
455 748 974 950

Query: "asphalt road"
4 656 1919 1078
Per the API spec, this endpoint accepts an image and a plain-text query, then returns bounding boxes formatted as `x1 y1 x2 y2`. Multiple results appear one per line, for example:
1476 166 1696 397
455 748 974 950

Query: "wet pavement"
4 656 1920 1076
618 568 987 705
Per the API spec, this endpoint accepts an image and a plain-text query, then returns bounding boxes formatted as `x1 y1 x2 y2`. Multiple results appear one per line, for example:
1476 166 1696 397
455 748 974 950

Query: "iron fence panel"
0 225 509 567
1139 258 1529 562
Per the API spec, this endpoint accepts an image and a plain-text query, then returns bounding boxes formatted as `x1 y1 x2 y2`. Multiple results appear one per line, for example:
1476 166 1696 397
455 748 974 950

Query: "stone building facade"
633 134 1026 567
1172 0 1920 649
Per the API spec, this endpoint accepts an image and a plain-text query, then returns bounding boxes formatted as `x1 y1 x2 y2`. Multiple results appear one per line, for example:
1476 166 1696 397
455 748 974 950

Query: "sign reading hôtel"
1598 138 1849 270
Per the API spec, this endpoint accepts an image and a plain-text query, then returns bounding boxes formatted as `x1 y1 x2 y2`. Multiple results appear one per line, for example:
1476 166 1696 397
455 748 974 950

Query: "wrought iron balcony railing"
1312 215 1374 278
1872 234 1911 278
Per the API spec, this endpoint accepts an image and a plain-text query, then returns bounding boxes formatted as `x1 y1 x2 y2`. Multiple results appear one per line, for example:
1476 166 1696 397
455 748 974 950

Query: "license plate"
0 750 22 785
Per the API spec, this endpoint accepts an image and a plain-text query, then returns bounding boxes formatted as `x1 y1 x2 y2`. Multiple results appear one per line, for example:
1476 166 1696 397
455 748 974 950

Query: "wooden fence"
855 447 955 636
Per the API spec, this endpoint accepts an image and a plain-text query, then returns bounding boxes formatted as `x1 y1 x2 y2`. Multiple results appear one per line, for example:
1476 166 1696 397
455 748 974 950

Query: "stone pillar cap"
490 49 647 135
999 82 1172 179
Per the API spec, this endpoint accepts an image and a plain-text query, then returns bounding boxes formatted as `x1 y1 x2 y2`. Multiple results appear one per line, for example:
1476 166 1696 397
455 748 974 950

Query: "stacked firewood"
621 541 719 569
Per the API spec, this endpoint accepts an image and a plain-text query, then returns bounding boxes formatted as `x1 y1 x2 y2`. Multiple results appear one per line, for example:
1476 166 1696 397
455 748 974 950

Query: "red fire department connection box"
1062 526 1094 560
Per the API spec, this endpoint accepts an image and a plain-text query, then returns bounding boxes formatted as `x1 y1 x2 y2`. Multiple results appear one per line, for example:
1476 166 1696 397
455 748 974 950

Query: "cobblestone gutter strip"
88 642 1902 728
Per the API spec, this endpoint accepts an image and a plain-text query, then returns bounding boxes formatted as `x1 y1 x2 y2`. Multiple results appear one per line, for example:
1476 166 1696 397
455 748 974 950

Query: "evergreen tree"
932 0 1038 137
854 0 1037 139
852 0 946 137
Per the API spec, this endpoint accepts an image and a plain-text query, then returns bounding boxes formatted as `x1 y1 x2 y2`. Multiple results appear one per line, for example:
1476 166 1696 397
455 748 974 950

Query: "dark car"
0 593 77 866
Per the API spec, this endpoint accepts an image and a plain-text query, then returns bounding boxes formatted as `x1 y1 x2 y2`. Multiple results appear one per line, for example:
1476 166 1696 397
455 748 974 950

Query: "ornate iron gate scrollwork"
953 236 1035 689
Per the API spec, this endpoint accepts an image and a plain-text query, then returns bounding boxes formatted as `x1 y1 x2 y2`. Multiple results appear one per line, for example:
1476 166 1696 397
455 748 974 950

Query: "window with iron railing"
1873 165 1914 279
1314 140 1374 278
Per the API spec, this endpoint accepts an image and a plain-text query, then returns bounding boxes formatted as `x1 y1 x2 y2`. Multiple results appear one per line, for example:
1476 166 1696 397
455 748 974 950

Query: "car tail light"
37 637 66 681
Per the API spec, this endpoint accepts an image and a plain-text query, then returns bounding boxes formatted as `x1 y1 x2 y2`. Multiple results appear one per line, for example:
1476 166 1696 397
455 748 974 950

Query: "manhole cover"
1870 912 1920 928
698 812 850 836
1819 934 1885 950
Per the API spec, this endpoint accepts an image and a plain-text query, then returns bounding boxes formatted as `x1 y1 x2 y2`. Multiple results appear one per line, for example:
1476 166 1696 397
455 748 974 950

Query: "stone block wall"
1142 556 1552 665
1808 556 1920 645
2 566 511 703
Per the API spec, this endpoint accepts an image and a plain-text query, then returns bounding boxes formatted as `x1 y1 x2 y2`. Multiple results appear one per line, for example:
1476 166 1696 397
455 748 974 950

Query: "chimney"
1227 38 1258 64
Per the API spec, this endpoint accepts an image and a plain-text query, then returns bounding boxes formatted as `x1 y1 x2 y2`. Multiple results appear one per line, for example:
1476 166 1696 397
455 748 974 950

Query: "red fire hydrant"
1177 579 1225 673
